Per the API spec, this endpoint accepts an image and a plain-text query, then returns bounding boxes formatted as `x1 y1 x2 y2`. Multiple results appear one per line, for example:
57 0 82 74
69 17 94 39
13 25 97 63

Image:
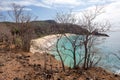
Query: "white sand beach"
30 34 74 54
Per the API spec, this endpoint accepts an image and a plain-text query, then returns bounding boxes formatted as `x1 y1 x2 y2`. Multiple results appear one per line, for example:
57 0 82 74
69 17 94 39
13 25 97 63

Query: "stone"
13 77 21 80
0 64 4 66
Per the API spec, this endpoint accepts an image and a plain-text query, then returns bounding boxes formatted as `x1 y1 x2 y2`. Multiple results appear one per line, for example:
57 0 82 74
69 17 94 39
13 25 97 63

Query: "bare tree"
55 34 66 71
0 24 12 51
54 11 84 69
8 3 37 51
78 6 110 69
8 3 24 24
55 11 76 24
54 6 110 70
0 6 12 51
19 12 36 51
63 34 84 68
54 11 76 71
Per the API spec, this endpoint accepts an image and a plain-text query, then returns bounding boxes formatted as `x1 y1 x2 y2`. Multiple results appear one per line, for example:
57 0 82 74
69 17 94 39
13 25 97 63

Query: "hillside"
0 52 120 80
0 20 109 52
0 21 119 80
0 20 108 38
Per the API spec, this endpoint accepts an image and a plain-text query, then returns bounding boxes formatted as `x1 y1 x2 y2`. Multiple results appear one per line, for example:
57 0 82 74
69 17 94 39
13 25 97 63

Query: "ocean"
98 31 120 73
51 31 120 73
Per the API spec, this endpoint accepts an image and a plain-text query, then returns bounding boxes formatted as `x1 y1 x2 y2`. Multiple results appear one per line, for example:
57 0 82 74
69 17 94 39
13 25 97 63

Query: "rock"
77 70 83 75
13 77 21 80
0 71 3 73
65 73 70 76
0 63 4 66
57 78 61 80
46 74 52 79
115 70 120 75
24 74 31 80
33 64 41 71
86 78 90 80
73 77 77 80
86 77 93 80
114 74 118 77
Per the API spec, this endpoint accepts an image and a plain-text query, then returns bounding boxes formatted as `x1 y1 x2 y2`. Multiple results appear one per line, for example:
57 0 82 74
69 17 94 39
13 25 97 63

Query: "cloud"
73 0 120 30
42 0 82 8
13 0 51 8
0 0 51 11
0 0 83 11
0 0 81 11
0 6 31 11
0 0 119 30
97 1 120 30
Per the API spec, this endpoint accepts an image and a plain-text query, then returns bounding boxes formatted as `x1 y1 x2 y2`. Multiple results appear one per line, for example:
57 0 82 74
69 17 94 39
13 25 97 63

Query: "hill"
0 52 120 80
0 20 108 38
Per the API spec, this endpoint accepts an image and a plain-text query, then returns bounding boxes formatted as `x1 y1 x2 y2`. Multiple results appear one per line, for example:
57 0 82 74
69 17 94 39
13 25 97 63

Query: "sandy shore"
30 34 74 54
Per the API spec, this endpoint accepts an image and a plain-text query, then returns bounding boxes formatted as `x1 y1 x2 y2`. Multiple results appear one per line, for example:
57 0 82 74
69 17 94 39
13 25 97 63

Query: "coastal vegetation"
0 3 120 80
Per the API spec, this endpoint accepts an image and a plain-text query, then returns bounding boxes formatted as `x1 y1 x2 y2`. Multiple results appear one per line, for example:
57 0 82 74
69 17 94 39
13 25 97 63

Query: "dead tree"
54 11 83 69
8 3 37 51
55 7 110 70
78 6 110 69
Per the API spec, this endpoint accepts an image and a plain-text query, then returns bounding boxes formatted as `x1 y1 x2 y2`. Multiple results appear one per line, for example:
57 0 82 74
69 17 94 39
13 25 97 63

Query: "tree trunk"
73 47 76 68
83 35 88 69
56 37 65 72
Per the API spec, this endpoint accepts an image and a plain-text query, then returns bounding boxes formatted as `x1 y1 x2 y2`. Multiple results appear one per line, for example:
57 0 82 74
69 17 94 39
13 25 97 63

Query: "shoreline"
30 33 120 75
30 33 74 54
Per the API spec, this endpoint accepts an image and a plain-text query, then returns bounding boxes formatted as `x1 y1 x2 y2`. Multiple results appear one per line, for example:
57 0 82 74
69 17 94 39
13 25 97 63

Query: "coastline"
30 33 74 54
30 33 120 75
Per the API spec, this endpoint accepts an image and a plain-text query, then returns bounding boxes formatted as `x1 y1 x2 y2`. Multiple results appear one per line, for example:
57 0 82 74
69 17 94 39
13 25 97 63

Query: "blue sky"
0 0 120 31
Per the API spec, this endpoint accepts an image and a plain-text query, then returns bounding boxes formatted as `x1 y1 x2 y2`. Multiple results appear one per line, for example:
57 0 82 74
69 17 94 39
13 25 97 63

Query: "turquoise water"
51 31 120 73
52 35 85 67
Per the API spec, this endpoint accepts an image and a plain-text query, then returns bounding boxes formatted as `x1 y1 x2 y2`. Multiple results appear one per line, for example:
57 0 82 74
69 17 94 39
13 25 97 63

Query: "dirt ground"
0 51 120 80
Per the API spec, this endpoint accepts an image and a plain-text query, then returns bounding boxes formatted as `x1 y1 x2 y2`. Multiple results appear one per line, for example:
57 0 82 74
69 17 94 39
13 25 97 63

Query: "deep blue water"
51 31 120 73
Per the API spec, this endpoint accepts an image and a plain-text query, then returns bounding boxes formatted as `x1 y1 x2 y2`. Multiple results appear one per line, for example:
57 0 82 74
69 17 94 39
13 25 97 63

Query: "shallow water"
51 31 120 73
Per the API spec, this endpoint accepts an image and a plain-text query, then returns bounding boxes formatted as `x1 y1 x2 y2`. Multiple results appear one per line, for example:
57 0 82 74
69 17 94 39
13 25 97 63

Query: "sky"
0 0 120 31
